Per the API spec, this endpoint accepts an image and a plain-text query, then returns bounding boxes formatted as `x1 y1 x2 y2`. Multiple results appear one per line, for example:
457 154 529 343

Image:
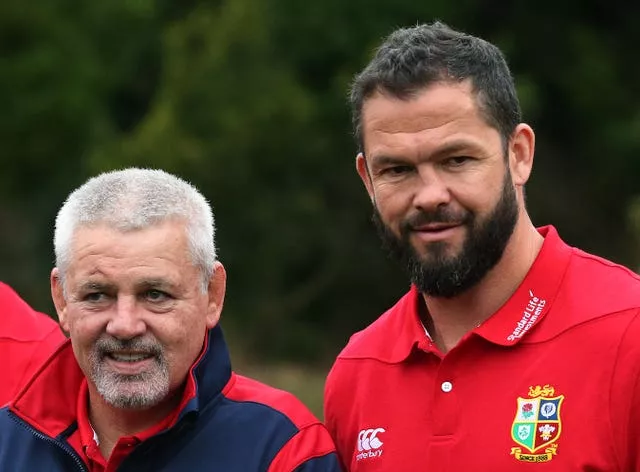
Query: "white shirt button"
441 381 453 392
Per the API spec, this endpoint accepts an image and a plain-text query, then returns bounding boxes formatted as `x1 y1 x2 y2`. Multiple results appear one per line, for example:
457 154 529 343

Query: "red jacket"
1 326 341 471
0 282 66 405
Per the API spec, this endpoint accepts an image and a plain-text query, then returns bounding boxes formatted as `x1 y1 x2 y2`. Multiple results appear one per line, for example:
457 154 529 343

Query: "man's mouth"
412 222 460 232
408 222 463 243
106 351 155 363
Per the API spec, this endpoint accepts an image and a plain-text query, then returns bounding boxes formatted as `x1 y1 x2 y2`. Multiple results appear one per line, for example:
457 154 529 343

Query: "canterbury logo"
357 428 385 451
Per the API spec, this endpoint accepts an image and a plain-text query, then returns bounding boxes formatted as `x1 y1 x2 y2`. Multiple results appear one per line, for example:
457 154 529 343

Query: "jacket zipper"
10 411 89 472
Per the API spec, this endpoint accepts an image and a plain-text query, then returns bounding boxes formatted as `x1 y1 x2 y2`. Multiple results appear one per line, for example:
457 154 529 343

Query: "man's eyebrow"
77 281 113 292
134 279 176 291
368 140 484 165
430 140 482 158
367 154 410 167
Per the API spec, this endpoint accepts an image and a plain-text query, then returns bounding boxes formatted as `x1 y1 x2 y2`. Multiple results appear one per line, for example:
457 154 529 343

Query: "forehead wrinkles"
65 229 194 292
361 82 483 149
71 224 189 262
365 119 484 163
364 99 475 135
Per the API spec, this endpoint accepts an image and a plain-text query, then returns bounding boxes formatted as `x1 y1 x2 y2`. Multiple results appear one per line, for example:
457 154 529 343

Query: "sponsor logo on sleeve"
356 427 385 461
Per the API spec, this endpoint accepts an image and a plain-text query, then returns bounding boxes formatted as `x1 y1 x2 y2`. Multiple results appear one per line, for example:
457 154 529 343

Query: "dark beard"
372 172 519 298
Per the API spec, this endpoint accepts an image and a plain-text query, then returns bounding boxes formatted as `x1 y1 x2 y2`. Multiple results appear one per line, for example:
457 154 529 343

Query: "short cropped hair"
350 21 522 153
54 168 216 292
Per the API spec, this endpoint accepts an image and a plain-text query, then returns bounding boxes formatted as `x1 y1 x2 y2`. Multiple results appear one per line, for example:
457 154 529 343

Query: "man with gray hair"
0 168 341 471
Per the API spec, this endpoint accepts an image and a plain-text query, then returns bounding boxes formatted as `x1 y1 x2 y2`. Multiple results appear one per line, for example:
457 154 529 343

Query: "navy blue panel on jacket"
294 453 343 471
0 326 341 471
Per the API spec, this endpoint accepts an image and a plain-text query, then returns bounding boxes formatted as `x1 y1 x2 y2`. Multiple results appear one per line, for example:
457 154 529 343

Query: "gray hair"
54 168 216 292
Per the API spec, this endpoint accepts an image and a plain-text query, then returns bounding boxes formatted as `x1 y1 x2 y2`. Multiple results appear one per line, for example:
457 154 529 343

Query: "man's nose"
105 297 146 339
412 167 452 212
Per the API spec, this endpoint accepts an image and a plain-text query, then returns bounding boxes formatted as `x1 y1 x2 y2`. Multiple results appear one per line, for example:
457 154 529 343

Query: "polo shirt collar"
391 225 572 359
367 285 430 363
473 225 572 345
76 378 176 453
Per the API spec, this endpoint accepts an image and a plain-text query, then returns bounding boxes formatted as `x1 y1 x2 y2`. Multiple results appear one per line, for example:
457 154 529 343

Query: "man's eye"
382 165 413 176
445 156 471 167
145 290 171 302
83 292 106 303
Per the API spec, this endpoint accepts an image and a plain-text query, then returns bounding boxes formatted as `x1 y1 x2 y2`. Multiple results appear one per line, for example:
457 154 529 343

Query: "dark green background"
1 0 639 365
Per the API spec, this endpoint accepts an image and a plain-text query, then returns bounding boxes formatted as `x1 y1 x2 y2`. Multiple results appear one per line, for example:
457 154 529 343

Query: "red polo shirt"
66 379 183 472
0 282 66 406
324 226 640 471
64 346 203 472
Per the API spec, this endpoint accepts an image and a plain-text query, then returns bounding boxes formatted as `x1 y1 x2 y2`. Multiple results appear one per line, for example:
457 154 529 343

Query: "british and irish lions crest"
510 385 564 462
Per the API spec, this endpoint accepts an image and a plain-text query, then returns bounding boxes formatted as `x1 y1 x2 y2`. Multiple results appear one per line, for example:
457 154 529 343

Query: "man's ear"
205 261 226 329
356 152 375 203
51 268 69 332
509 123 535 187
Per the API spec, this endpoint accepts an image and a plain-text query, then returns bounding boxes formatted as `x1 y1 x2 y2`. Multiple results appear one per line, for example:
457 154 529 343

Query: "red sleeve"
0 282 66 405
323 363 350 471
610 308 640 471
225 375 341 471
21 325 66 384
267 423 339 472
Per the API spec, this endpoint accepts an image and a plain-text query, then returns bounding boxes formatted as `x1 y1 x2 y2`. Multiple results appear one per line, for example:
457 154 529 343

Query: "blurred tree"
0 0 164 308
0 0 638 362
628 196 640 271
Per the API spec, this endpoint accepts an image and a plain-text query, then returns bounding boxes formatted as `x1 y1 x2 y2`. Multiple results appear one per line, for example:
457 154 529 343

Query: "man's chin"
411 244 461 265
101 387 166 410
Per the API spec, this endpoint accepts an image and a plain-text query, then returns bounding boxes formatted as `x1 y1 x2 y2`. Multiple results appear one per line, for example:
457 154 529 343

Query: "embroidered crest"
510 384 564 462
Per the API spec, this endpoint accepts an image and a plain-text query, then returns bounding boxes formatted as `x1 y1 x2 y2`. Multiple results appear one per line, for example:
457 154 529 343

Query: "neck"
423 217 543 354
88 385 182 459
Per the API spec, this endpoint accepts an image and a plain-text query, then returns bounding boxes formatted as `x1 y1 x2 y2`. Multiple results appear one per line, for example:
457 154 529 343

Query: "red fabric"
20 330 207 472
225 374 337 471
67 379 180 472
266 422 337 472
224 374 324 431
0 282 66 406
7 324 338 471
11 328 205 443
324 226 640 470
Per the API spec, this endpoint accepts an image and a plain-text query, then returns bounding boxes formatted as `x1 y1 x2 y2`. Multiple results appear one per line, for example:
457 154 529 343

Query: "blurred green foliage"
1 0 638 364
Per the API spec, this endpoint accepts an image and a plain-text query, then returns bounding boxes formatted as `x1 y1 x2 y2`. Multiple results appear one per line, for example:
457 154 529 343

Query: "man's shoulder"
334 287 418 364
0 282 61 342
0 283 66 406
528 247 640 342
212 373 338 470
563 247 640 311
570 247 639 284
337 313 398 360
222 373 322 430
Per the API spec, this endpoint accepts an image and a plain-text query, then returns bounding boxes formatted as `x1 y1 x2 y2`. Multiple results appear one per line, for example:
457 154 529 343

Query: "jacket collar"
10 326 232 438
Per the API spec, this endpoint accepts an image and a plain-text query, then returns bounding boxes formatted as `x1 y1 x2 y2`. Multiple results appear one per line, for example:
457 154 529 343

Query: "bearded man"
324 21 640 471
